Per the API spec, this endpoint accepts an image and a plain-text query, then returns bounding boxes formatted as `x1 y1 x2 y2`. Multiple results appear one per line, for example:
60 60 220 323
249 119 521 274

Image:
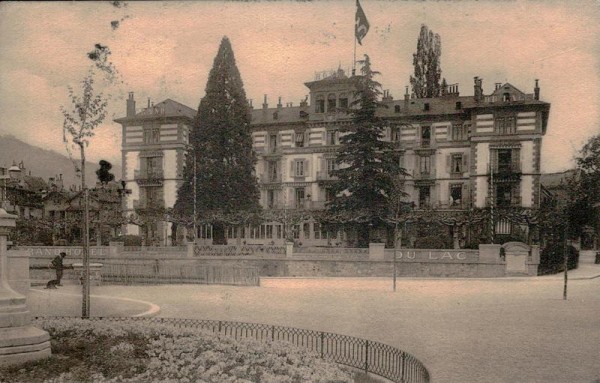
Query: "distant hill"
0 135 121 189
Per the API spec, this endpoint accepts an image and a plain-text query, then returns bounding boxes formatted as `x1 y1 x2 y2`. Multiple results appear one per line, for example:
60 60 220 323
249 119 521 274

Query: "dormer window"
455 101 462 110
295 132 305 148
394 105 401 113
424 103 430 112
503 93 510 102
273 111 278 120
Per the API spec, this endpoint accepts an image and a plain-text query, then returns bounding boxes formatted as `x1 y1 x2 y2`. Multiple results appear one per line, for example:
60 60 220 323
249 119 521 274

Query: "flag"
355 0 370 45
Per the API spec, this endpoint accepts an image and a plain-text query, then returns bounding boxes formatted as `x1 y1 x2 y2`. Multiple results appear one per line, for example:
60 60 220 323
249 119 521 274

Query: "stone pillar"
369 243 385 261
285 242 294 258
0 208 51 366
186 242 195 258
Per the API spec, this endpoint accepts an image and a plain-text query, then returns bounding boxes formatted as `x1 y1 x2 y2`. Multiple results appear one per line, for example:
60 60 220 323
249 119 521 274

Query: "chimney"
300 95 308 107
495 83 502 91
404 86 409 104
474 77 483 103
262 94 268 109
534 79 540 100
277 96 282 109
248 99 253 109
383 89 393 101
147 98 151 108
126 92 136 117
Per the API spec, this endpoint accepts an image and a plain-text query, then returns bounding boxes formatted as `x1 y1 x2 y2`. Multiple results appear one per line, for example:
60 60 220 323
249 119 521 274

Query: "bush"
0 318 354 383
111 235 143 247
539 242 579 275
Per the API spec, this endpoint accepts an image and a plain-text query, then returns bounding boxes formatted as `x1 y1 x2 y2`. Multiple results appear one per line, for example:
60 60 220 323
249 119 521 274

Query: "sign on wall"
21 247 110 258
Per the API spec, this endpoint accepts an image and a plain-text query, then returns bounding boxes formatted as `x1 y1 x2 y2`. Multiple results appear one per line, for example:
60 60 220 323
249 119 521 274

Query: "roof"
114 98 196 123
251 105 309 125
540 169 577 189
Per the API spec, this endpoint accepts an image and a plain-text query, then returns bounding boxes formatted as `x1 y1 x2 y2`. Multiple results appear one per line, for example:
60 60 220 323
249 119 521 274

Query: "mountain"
0 135 121 189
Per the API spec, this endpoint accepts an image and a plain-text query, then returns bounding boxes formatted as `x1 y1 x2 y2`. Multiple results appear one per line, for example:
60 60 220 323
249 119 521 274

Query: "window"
421 126 431 147
419 155 431 175
269 134 278 152
424 103 430 111
144 127 160 144
339 94 348 109
316 95 325 113
146 157 161 178
391 126 400 142
503 92 511 102
327 94 336 112
267 161 278 182
326 159 337 175
326 130 337 145
394 105 401 113
419 186 431 208
292 224 300 239
276 225 282 239
295 132 305 147
295 188 305 208
450 184 462 206
303 223 310 239
451 124 466 141
267 190 275 208
266 225 273 239
314 222 322 240
455 101 462 110
451 154 463 174
495 116 516 134
496 184 512 207
294 160 305 177
497 149 512 173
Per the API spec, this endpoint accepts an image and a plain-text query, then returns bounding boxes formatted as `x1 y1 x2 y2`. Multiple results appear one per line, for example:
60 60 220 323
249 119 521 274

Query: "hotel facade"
115 71 550 247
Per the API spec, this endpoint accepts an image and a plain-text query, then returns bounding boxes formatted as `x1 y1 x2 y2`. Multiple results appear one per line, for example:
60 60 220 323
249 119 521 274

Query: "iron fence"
36 316 429 383
194 244 286 257
101 261 260 286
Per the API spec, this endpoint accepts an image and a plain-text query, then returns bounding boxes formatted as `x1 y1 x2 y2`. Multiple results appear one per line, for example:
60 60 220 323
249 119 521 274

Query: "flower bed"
0 318 357 383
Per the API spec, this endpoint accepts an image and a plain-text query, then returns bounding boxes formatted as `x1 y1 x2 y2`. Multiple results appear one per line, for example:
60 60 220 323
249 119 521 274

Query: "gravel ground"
29 270 600 383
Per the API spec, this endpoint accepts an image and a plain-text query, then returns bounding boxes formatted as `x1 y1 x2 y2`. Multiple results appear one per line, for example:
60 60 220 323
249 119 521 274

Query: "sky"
0 0 599 174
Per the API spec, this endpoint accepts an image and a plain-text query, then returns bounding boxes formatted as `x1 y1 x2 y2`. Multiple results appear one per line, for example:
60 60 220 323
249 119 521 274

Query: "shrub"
0 318 354 383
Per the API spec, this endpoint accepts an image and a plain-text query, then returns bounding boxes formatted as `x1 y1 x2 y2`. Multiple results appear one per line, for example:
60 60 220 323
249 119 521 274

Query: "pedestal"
0 209 51 366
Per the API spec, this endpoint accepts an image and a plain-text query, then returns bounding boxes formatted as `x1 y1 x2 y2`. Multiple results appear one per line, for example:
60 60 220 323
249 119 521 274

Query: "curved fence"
36 316 429 383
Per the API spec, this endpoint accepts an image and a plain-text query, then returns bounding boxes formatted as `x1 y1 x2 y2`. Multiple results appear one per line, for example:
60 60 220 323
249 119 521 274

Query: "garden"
0 318 377 383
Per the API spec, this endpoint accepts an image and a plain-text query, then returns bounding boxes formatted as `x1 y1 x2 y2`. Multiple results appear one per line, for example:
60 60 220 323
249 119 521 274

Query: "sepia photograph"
0 1 599 382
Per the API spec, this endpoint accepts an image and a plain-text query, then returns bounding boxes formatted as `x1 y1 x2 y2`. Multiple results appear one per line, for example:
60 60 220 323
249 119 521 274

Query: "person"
51 252 67 287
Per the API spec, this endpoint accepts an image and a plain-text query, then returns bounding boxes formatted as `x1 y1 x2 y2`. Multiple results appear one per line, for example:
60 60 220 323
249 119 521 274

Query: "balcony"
413 168 436 180
491 162 522 182
134 169 164 186
486 196 522 208
260 173 282 184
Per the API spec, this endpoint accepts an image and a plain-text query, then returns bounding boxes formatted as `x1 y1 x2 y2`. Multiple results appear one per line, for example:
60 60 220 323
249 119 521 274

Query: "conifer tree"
327 55 409 246
410 24 443 98
174 37 260 244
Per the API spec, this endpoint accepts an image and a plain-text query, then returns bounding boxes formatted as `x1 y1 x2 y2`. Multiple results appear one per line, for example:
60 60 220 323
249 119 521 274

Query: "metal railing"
35 317 429 383
194 244 286 257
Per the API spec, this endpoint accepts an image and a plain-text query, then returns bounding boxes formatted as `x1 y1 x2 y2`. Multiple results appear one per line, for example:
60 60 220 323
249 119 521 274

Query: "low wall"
17 243 538 278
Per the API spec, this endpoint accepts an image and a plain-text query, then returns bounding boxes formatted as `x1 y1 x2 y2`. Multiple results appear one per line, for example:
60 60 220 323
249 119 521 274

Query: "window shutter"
304 159 311 177
322 131 326 145
290 160 295 176
448 124 454 141
446 154 452 174
415 126 421 145
462 153 469 173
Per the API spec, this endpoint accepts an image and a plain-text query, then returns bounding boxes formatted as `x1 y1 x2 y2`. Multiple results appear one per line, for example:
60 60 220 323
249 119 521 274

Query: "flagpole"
353 30 357 76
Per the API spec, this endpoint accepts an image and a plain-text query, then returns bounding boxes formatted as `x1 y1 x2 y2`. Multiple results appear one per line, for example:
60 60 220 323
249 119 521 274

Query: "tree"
96 160 115 186
409 24 443 98
174 36 260 244
326 55 408 246
569 134 600 241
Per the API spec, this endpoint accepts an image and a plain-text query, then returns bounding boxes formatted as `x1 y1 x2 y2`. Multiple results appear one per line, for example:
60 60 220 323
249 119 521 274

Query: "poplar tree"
175 37 260 244
327 55 409 246
410 24 443 98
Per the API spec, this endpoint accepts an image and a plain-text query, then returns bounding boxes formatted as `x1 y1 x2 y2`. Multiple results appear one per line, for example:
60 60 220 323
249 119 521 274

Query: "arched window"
339 93 349 109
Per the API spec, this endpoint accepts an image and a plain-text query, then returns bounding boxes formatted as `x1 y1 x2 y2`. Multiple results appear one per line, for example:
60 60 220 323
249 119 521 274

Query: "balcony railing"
260 173 281 183
134 169 164 180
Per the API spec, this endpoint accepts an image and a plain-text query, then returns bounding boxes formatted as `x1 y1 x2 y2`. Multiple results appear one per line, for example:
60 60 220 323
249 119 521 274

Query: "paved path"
29 263 600 383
